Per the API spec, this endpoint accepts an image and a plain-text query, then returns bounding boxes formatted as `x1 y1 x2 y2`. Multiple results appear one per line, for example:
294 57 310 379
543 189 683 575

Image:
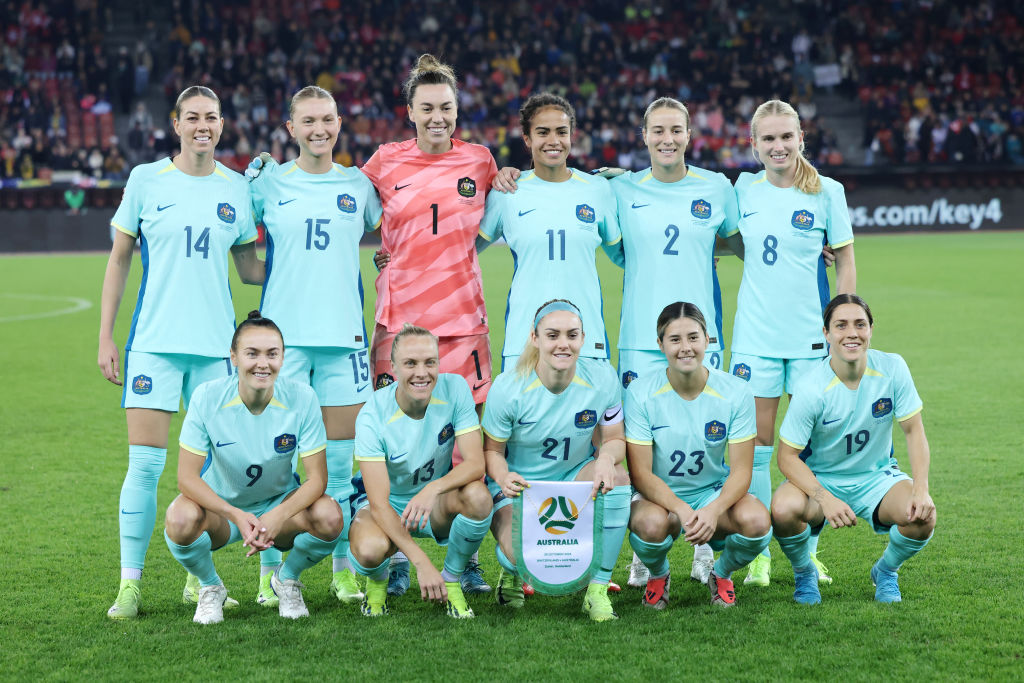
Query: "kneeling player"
347 324 493 618
626 303 770 609
772 294 935 604
164 313 343 624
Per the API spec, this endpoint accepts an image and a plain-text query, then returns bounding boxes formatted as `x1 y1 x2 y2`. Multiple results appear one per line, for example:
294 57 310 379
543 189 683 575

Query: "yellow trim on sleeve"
221 396 244 409
569 170 591 184
723 227 739 237
625 437 653 446
702 385 724 400
824 377 842 392
332 165 349 176
519 171 537 183
299 445 326 458
180 443 207 456
156 161 177 175
481 428 507 443
372 216 382 231
455 425 480 437
864 367 884 377
752 176 767 185
478 228 493 241
236 235 258 245
571 376 593 389
605 234 622 246
282 165 298 177
112 222 137 237
778 436 805 450
687 170 707 181
524 378 544 393
386 408 406 425
356 454 386 462
637 172 654 184
728 433 756 444
653 382 674 397
896 406 923 422
269 397 287 409
213 168 229 180
429 397 448 405
830 238 854 249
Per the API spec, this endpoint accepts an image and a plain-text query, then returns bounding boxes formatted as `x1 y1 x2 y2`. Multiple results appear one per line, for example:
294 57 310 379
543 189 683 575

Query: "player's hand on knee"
907 488 935 523
402 485 438 531
820 495 856 528
491 167 521 193
415 562 448 602
500 471 528 498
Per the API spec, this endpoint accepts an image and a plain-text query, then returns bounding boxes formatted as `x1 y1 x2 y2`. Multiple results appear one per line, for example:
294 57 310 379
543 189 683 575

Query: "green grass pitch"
0 232 1022 680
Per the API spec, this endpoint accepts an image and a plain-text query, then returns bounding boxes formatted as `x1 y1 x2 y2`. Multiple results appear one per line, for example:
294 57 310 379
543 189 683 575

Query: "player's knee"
310 496 343 539
770 491 803 527
164 497 203 542
629 508 669 541
459 481 492 520
736 500 772 537
901 513 936 539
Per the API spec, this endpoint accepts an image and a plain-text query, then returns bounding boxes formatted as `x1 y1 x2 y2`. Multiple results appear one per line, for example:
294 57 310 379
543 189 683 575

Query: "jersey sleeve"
778 386 821 450
250 172 266 227
478 190 506 242
728 380 757 443
354 404 386 462
717 174 740 238
297 387 328 458
178 384 211 455
823 178 854 247
451 376 480 435
110 167 144 237
362 147 383 186
597 178 622 246
234 184 258 245
603 175 628 268
363 177 383 232
891 354 923 421
480 377 514 442
623 382 653 445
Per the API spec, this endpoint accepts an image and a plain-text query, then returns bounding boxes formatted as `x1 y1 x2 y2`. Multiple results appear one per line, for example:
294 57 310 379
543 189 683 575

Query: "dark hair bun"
246 310 263 320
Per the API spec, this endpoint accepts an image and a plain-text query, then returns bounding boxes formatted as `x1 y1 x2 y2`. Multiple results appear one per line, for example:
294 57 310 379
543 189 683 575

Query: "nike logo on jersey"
394 183 411 191
472 381 490 391
357 384 368 392
742 211 758 218
120 509 142 515
518 209 537 217
278 199 297 206
157 204 175 211
651 425 670 431
631 202 650 209
822 418 842 426
389 451 408 462
517 417 537 426
216 440 237 447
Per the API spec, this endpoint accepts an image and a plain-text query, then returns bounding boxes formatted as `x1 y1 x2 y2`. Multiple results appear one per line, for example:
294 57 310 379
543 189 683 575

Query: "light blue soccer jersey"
731 171 854 359
479 169 621 359
354 374 479 499
625 368 756 496
779 350 922 477
481 358 622 481
609 166 738 352
179 375 327 509
111 159 258 357
251 161 382 348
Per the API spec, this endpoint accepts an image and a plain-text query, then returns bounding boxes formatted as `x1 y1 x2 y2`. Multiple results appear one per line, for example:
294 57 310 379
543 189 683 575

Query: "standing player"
347 325 493 618
483 300 630 622
771 295 935 604
607 96 743 588
98 85 263 619
730 99 856 587
246 85 382 606
625 302 769 609
165 312 342 623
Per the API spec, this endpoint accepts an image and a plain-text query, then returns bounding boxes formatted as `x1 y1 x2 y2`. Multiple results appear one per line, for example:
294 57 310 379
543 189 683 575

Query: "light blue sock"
444 512 493 576
165 530 220 586
347 549 389 581
808 523 823 555
326 439 355 560
119 445 167 570
628 532 673 578
776 526 813 574
715 531 772 578
495 544 518 574
750 445 773 559
260 547 283 570
280 532 338 582
881 527 931 571
594 486 631 584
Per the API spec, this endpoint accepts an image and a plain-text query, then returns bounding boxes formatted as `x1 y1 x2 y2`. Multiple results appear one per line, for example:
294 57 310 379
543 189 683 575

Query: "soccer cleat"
107 578 141 620
193 584 227 625
522 582 535 596
271 572 309 619
871 561 902 603
387 559 410 597
642 574 670 610
608 581 622 593
627 554 650 588
361 578 389 617
256 572 278 607
582 582 618 622
810 553 833 584
495 569 524 608
182 573 239 609
707 571 736 608
691 555 714 584
743 553 771 587
444 581 475 619
793 566 822 605
331 569 365 604
460 560 491 594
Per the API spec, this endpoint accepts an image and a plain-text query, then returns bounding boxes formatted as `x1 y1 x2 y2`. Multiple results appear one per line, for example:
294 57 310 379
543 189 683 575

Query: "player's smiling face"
393 334 439 404
173 95 223 155
231 327 283 392
753 114 802 173
409 83 457 154
525 107 572 172
288 97 340 160
826 303 873 362
658 316 708 374
532 310 583 373
643 107 690 170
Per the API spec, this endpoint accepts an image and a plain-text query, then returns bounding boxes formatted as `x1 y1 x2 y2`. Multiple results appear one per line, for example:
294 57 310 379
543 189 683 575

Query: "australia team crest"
732 363 751 381
337 194 357 213
691 199 712 219
575 204 596 223
791 209 814 230
274 433 297 454
457 177 477 198
622 371 638 389
438 423 455 445
872 397 893 418
131 374 152 395
217 202 236 223
574 409 597 428
705 420 727 442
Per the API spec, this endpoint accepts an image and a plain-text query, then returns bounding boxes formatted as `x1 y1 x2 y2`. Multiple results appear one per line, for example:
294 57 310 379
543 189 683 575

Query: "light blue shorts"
729 352 825 398
223 487 297 546
352 491 446 545
631 482 728 550
816 467 910 534
281 346 370 407
618 348 722 390
122 350 232 411
487 456 594 512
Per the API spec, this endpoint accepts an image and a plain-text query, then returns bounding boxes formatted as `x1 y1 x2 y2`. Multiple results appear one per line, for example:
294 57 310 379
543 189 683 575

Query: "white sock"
121 568 142 581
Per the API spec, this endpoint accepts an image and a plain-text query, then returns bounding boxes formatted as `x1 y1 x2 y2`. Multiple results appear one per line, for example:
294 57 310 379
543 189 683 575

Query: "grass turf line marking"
0 293 93 323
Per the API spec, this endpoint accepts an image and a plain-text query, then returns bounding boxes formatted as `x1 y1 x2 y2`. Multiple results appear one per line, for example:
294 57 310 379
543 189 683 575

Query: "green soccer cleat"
331 569 365 604
495 569 524 609
444 581 475 619
361 578 389 617
810 553 833 584
256 572 278 608
582 582 618 622
743 553 771 587
107 578 141 620
182 573 239 610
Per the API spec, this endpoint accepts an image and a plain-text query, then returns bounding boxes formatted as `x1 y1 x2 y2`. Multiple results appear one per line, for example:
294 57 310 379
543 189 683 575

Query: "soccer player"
246 85 382 606
625 302 769 609
98 85 263 619
347 325 493 618
771 294 935 604
482 300 630 622
606 96 743 588
729 99 856 587
164 312 342 624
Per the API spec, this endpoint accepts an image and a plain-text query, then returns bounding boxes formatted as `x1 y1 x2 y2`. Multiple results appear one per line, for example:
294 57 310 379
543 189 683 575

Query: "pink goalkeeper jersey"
362 138 497 336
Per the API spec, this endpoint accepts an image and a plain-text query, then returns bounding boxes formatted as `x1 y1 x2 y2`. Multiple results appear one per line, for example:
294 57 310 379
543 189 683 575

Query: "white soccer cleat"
193 584 227 625
271 571 309 619
691 545 715 584
627 554 650 588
